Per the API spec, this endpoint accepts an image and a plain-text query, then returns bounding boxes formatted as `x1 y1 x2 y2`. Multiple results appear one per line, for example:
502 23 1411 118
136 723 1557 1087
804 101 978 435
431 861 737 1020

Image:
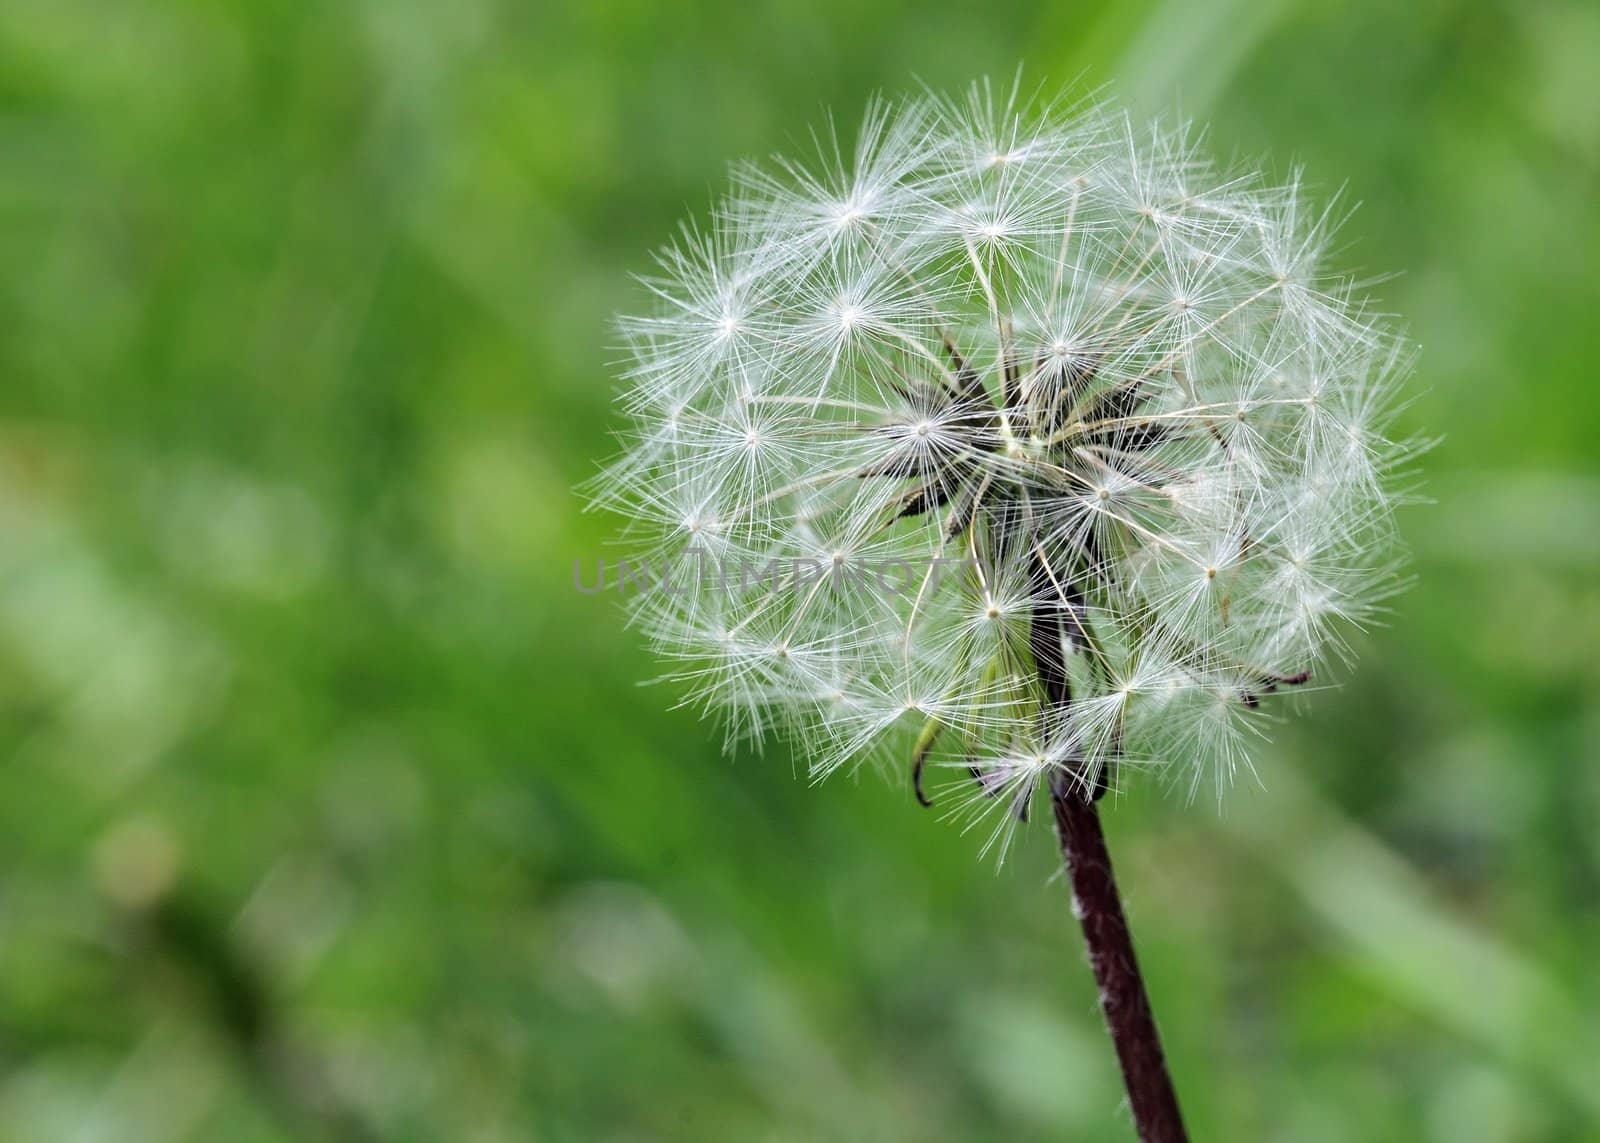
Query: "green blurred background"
2 0 1597 1139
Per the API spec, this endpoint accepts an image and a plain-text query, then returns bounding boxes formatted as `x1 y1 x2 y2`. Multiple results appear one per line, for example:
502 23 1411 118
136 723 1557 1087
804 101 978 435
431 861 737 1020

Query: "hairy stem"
1049 774 1188 1142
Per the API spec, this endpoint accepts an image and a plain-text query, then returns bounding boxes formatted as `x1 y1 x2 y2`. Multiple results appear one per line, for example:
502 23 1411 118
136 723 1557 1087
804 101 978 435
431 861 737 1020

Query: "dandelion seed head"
588 81 1415 851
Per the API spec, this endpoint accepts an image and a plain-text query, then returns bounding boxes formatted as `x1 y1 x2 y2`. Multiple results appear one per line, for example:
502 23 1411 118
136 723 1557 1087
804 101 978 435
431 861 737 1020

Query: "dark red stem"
1050 772 1189 1142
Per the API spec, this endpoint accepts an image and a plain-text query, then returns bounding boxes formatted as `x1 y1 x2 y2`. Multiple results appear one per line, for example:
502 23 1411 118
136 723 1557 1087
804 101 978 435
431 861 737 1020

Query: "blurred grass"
1 0 1598 1140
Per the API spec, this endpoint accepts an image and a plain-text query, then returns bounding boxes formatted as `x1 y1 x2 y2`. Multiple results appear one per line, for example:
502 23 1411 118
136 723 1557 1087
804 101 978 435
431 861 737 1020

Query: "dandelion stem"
1029 542 1186 1141
1049 774 1188 1142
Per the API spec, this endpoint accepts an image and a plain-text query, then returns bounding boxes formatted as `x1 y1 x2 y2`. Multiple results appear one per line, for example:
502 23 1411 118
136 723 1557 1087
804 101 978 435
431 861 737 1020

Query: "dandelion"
587 80 1414 1141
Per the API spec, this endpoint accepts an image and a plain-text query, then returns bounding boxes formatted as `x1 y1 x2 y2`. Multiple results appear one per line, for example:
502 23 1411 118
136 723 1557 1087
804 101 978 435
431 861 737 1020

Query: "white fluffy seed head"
587 83 1416 848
